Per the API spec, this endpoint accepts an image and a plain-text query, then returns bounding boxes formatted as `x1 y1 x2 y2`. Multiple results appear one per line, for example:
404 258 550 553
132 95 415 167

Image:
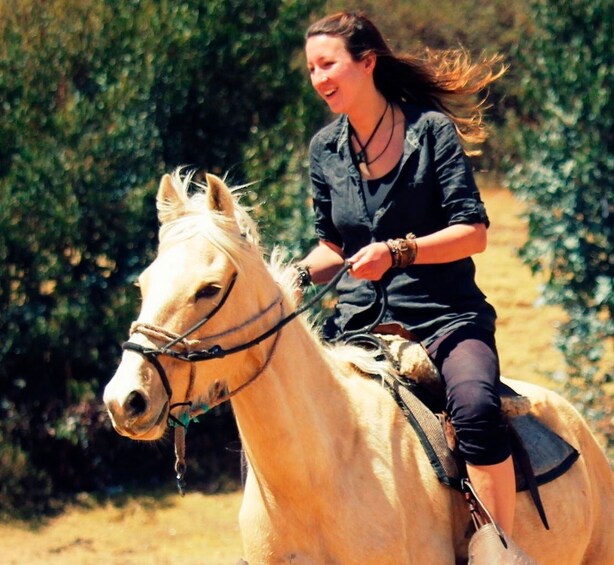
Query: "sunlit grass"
0 489 244 565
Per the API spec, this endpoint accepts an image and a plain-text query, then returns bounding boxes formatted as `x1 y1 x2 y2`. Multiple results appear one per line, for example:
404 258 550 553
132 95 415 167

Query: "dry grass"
0 491 243 565
0 187 575 564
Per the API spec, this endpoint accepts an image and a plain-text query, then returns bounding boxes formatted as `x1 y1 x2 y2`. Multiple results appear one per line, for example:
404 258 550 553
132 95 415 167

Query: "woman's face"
305 34 374 115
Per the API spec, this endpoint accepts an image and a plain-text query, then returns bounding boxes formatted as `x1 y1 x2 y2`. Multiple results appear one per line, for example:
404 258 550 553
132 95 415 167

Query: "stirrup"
462 479 537 565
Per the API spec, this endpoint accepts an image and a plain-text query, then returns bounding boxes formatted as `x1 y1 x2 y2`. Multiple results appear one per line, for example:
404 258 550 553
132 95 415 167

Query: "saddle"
371 334 580 531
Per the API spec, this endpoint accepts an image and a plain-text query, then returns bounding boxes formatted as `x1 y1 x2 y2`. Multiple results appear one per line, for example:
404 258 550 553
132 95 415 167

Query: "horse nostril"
125 391 148 417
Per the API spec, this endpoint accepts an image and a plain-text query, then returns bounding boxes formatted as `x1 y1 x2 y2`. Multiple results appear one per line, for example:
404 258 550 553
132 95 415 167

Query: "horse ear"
156 173 181 225
205 174 234 216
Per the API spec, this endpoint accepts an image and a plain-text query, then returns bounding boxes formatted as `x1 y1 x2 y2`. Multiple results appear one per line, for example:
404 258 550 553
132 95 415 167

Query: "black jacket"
309 104 496 347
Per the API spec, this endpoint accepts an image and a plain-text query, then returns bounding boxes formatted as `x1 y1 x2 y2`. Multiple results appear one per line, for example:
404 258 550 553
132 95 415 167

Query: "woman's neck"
347 91 389 140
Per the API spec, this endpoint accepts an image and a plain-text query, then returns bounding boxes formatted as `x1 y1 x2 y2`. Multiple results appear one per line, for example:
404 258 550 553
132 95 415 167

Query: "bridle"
121 263 353 494
122 272 282 426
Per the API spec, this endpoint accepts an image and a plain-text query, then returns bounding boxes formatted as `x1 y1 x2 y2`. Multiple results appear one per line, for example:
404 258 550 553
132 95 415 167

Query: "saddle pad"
510 413 579 490
381 375 580 493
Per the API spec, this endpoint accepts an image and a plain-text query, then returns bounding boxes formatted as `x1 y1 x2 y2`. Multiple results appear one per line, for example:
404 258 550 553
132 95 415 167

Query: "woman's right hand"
348 242 392 281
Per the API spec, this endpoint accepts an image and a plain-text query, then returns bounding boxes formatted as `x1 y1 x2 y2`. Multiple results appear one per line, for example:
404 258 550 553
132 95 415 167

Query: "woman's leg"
466 455 516 534
428 326 516 532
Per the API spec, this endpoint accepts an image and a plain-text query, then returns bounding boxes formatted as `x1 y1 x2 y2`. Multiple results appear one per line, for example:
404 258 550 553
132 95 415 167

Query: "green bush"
506 0 613 455
0 0 323 513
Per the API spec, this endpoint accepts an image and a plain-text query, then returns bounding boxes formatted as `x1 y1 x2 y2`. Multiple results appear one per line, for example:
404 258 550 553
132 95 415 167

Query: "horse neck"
228 318 355 492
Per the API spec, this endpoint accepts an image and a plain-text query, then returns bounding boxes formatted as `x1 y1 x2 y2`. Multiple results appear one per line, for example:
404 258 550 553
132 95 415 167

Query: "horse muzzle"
103 357 170 440
104 392 169 440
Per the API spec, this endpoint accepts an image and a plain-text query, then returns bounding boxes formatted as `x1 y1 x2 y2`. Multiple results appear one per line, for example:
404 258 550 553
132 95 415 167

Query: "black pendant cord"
351 100 389 165
364 104 395 167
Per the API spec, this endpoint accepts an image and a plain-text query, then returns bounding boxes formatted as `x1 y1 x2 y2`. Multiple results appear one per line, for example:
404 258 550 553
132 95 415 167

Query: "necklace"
351 101 389 169
359 105 396 176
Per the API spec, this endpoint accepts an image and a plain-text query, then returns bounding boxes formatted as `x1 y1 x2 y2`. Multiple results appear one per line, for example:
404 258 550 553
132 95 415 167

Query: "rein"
122 262 352 494
122 261 398 493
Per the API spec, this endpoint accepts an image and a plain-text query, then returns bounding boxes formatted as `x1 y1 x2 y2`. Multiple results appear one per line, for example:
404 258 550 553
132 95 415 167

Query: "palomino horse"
104 171 614 564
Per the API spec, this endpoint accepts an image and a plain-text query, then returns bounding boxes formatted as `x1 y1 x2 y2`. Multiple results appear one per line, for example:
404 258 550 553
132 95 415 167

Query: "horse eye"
195 284 221 300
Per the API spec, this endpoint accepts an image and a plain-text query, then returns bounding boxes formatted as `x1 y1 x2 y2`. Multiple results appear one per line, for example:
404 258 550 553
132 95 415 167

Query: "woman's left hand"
348 242 392 280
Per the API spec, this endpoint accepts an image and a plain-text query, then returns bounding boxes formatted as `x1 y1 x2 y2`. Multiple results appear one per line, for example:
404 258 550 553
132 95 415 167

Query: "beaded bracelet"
385 233 417 268
294 264 313 289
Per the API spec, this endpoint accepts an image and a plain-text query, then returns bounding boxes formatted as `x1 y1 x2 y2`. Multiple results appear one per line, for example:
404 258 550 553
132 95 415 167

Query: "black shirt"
309 104 497 347
364 159 402 220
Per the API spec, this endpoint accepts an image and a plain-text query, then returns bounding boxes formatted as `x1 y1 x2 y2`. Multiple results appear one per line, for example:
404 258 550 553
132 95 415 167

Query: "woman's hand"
348 242 392 280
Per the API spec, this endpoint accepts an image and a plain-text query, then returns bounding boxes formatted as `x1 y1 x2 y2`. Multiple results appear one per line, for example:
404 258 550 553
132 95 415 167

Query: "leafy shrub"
0 0 323 513
507 0 613 456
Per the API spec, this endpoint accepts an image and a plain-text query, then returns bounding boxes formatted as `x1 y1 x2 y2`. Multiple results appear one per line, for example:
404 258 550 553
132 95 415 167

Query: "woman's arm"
298 240 345 285
349 223 487 281
413 222 487 263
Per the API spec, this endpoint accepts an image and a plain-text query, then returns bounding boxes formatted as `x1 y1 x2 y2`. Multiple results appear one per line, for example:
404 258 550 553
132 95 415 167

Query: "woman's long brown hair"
306 11 506 148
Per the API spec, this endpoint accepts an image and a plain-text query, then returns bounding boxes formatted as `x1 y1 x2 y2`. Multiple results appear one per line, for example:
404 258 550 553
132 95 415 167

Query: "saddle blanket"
380 374 580 494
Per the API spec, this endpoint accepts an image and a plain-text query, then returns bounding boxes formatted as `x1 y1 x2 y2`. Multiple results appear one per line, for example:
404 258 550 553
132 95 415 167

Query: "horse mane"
157 168 261 266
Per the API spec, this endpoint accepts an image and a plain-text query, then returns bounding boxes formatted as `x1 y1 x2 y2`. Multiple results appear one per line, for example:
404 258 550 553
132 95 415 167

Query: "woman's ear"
362 52 377 75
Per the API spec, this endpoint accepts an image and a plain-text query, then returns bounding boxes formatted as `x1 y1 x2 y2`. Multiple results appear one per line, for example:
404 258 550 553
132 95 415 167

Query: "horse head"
103 170 280 440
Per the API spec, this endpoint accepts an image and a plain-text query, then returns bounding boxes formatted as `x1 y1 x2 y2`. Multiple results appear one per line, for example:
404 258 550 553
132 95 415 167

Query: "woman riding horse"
298 10 515 543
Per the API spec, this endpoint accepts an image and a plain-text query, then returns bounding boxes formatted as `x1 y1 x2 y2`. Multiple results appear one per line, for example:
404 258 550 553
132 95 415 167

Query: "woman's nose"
312 68 328 87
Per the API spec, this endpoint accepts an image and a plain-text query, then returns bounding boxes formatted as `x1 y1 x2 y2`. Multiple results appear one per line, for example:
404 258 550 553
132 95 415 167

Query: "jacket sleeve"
431 118 490 228
309 135 344 246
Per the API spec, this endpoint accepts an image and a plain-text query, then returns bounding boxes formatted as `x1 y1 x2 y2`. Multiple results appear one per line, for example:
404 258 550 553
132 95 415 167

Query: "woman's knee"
447 378 501 425
447 379 510 464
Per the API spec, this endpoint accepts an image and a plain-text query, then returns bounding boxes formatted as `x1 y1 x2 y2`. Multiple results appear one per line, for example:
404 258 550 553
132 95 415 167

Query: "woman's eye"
195 285 221 300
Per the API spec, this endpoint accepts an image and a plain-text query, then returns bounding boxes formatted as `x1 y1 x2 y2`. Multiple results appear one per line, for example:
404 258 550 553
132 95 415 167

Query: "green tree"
506 0 613 445
0 3 165 510
0 0 323 512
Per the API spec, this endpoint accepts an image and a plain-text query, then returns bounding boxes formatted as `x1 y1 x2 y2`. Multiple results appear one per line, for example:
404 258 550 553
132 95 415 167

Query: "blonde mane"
156 168 261 266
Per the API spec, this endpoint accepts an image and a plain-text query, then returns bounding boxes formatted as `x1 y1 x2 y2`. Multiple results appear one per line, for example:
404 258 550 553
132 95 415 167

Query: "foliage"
243 87 326 256
506 0 613 451
0 0 323 513
0 0 163 510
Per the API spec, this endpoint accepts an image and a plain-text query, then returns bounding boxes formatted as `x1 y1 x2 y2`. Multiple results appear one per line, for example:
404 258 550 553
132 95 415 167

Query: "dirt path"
473 185 566 385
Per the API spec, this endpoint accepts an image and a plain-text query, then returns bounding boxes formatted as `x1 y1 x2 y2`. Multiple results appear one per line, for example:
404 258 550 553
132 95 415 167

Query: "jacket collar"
329 102 422 155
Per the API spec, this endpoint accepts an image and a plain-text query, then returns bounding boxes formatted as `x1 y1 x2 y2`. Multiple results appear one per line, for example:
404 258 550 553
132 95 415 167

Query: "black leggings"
427 325 511 466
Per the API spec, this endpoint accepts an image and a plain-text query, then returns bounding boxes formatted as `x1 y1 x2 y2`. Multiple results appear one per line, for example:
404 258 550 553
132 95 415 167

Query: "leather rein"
119 262 368 494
